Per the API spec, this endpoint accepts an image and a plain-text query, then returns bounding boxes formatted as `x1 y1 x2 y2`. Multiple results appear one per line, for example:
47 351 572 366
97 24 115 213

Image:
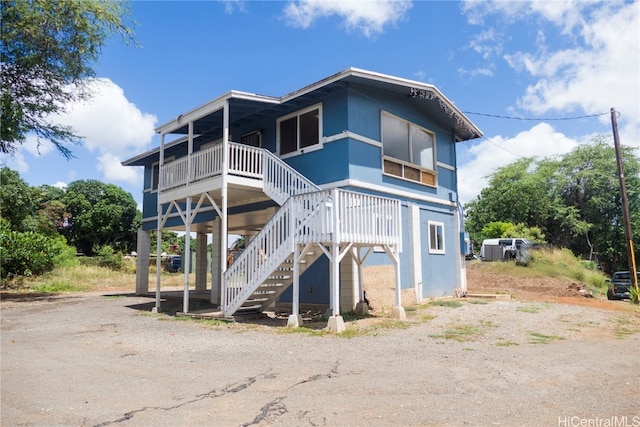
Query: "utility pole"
611 107 639 296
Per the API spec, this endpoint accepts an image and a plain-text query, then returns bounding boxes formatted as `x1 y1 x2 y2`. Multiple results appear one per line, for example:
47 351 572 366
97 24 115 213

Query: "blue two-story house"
122 68 482 331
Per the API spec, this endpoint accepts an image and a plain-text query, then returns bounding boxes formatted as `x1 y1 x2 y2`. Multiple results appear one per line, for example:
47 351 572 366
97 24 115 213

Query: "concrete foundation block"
287 314 303 328
391 306 406 320
327 315 345 333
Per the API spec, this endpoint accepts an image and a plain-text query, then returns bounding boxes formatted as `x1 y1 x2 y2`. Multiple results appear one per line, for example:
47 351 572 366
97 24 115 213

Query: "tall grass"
7 258 194 294
476 247 608 292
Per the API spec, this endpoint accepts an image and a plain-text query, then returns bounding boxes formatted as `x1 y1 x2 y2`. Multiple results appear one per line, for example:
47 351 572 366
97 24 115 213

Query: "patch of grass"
278 327 328 337
528 332 564 344
429 300 462 308
466 299 488 305
613 317 640 339
32 280 89 293
516 303 550 313
429 320 494 343
496 340 519 347
421 313 437 322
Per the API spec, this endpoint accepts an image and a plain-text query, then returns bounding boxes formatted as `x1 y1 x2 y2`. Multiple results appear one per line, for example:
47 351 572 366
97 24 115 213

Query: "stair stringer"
235 247 323 313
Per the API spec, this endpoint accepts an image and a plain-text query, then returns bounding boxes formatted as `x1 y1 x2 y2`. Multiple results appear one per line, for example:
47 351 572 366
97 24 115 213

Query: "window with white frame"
277 103 322 156
382 111 436 186
428 221 445 254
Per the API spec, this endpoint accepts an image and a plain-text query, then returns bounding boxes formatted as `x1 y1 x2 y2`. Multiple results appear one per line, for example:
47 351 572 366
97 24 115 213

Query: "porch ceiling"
162 182 278 236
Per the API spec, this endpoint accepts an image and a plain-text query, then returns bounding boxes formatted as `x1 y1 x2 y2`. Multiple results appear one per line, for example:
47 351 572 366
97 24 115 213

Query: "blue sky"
2 0 638 207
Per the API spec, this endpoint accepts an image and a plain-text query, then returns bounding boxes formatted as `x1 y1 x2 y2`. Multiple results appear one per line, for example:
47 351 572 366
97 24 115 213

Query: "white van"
481 238 532 261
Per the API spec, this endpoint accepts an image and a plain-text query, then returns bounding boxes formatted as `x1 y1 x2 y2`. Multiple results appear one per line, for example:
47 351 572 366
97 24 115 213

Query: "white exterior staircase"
159 142 402 317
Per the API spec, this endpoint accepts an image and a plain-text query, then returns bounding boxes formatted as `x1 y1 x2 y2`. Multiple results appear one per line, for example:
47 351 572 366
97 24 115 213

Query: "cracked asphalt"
1 292 638 426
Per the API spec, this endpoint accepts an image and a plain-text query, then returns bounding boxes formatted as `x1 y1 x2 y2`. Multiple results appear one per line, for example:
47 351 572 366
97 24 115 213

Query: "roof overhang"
122 68 482 167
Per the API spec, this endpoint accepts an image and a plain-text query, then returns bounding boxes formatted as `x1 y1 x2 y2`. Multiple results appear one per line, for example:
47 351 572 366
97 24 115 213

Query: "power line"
462 111 611 121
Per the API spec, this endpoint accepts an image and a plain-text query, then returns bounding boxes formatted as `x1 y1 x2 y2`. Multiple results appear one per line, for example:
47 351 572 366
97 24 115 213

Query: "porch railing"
159 142 319 203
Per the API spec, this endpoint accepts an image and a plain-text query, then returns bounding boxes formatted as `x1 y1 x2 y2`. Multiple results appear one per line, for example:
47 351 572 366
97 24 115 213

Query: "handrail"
262 150 320 204
159 142 318 203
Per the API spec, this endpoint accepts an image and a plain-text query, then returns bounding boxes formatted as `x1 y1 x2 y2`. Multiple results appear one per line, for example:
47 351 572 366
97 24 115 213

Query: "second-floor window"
277 103 322 156
382 111 436 186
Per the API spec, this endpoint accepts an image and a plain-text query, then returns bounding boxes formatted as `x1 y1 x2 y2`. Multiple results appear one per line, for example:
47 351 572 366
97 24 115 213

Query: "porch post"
210 218 222 305
152 133 165 314
390 244 406 320
183 196 191 313
287 243 303 327
183 121 194 313
220 101 229 313
135 228 150 295
195 231 207 291
327 188 345 332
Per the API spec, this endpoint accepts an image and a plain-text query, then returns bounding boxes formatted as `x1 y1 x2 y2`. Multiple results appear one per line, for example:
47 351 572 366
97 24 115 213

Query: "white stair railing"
262 150 320 205
221 189 402 316
222 190 331 315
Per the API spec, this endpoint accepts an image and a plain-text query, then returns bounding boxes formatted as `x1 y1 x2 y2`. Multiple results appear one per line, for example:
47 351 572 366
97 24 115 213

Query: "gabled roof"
123 68 482 166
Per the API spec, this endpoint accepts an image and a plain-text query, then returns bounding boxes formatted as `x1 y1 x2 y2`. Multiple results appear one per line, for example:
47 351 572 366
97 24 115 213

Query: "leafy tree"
0 0 135 158
0 167 37 231
553 140 640 271
478 221 545 243
464 138 640 272
31 184 70 235
149 230 181 254
62 179 138 255
464 158 560 240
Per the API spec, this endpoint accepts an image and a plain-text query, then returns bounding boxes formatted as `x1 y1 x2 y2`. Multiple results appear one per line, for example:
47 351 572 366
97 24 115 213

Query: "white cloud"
462 1 640 149
283 0 412 38
458 123 581 204
223 0 246 14
52 78 157 185
0 151 29 174
23 134 55 157
53 181 68 189
96 153 142 187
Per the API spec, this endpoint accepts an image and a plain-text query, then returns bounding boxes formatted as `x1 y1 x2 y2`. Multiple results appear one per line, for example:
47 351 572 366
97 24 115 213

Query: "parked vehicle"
480 238 532 263
164 255 181 273
606 271 639 300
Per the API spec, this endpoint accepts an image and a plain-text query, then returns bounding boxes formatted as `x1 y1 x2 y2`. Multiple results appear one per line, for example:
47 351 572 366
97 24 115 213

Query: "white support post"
135 228 150 295
327 188 345 333
182 121 195 314
288 243 302 327
183 196 192 313
195 231 207 291
210 218 221 305
220 101 229 313
152 133 165 314
385 244 406 320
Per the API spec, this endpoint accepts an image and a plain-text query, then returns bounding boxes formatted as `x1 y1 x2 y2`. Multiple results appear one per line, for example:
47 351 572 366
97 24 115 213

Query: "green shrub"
95 245 123 270
0 220 71 279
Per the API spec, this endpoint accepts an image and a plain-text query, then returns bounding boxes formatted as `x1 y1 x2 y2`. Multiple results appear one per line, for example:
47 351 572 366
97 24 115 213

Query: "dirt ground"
1 265 639 426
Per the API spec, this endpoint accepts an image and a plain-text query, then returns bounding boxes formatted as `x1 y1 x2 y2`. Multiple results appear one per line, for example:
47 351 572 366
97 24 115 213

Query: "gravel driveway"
1 292 638 426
